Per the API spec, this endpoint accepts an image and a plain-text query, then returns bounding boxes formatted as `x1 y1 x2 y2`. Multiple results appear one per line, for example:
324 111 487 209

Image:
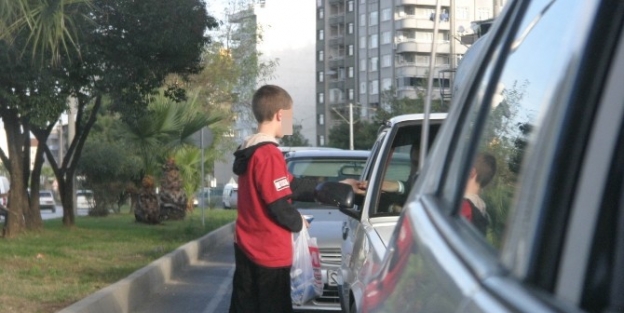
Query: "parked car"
76 189 95 210
314 113 446 313
222 183 238 209
351 1 624 312
39 190 56 213
285 149 370 311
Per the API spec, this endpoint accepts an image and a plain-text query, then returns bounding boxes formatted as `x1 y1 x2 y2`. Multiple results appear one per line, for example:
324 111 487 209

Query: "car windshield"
39 191 52 197
287 156 367 208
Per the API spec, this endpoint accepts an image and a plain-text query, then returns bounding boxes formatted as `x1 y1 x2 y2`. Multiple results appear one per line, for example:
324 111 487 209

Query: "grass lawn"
0 208 237 313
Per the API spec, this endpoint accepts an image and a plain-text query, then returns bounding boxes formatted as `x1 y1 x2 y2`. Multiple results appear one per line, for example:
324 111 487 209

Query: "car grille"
320 248 341 265
314 284 340 304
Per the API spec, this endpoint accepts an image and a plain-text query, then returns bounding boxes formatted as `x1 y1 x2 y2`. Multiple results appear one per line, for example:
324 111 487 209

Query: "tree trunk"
159 158 187 221
24 135 47 230
2 110 29 237
58 177 76 226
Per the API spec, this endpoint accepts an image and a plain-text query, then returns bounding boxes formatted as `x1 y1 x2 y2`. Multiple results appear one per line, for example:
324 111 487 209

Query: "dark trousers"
229 244 293 313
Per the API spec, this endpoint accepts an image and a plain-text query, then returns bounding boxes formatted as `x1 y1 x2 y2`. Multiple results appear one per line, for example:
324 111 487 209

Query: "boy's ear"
281 108 293 135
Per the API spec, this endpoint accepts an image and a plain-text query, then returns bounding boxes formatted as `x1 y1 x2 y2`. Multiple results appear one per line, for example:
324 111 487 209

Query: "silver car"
285 149 370 312
315 113 446 313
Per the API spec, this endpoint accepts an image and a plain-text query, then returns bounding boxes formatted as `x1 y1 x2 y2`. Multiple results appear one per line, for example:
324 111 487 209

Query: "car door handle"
342 222 349 240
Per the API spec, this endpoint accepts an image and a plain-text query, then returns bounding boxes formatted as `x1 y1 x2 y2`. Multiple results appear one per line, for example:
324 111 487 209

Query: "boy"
229 85 315 313
461 152 497 236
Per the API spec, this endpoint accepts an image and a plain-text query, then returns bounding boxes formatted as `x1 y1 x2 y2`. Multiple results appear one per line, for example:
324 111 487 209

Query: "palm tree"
121 91 221 223
0 0 91 65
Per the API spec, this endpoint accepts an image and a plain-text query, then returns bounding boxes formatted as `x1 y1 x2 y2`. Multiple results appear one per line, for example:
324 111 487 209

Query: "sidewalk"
58 222 235 313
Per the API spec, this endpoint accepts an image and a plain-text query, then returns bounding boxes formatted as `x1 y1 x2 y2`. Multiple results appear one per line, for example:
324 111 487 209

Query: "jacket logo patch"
274 177 290 191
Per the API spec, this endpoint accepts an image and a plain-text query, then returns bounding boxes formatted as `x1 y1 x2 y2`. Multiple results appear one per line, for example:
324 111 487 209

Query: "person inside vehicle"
341 142 421 213
460 152 497 236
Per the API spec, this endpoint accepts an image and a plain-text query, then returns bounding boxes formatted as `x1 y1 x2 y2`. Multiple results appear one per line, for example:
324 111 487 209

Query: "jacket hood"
232 133 279 175
464 193 486 214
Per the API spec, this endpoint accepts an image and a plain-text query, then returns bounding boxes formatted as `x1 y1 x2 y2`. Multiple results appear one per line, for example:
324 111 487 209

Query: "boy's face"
280 107 293 136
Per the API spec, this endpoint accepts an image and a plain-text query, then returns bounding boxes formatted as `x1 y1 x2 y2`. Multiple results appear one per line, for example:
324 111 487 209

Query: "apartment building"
316 0 501 146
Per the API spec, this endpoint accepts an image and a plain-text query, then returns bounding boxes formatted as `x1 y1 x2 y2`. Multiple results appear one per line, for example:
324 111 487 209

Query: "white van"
222 183 238 209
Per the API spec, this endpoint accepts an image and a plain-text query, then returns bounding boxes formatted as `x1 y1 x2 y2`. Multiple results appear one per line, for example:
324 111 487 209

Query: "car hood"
297 207 344 250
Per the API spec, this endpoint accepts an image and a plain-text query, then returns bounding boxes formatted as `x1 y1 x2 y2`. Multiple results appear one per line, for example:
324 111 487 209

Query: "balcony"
329 14 345 25
395 65 429 77
395 17 432 30
396 0 449 5
396 40 451 54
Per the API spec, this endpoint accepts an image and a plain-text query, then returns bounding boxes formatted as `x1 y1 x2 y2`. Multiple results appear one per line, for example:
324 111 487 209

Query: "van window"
443 0 597 251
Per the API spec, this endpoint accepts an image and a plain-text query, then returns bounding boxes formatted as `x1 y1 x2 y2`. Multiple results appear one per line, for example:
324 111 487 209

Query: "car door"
340 128 388 311
344 115 445 312
360 0 624 312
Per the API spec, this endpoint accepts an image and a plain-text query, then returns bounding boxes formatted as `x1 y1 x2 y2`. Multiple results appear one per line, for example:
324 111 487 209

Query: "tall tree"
0 0 218 237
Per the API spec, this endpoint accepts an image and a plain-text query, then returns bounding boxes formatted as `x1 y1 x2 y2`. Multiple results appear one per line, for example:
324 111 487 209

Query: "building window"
359 36 366 49
318 135 325 146
318 50 324 61
382 78 392 90
359 14 366 26
318 92 324 103
381 54 391 67
318 8 324 19
370 80 379 95
370 56 378 71
416 55 429 65
416 31 433 42
348 66 354 78
381 31 392 44
381 8 392 21
369 34 378 48
359 0 365 4
477 8 492 20
348 23 354 34
318 113 324 125
317 0 322 7
457 7 468 19
318 71 324 82
348 88 354 100
348 45 354 56
369 11 378 26
360 82 367 93
348 1 354 12
360 58 366 71
319 29 324 40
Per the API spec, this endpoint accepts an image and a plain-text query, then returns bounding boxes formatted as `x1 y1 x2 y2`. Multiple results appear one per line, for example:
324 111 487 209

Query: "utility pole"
331 102 355 150
421 1 442 170
349 102 354 150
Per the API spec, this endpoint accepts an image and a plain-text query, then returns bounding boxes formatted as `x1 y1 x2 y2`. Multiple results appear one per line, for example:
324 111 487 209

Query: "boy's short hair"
252 85 293 123
475 152 497 187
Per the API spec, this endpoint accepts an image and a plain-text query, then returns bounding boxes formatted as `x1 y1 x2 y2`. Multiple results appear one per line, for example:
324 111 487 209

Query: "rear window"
39 191 52 197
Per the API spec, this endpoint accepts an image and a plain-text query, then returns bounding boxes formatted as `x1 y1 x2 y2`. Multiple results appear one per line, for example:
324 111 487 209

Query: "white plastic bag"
291 227 323 305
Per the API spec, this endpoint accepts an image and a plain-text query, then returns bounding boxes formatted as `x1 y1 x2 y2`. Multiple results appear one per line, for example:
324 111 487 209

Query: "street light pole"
349 102 354 150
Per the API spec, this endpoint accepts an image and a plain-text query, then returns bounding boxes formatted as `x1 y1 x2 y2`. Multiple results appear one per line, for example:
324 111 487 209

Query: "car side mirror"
314 181 355 209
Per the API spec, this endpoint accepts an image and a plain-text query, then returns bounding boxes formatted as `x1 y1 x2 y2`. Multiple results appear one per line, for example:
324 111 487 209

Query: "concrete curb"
57 222 235 313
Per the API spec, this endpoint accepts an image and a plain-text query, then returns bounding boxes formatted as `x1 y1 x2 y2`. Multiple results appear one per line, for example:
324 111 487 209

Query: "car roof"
278 146 341 153
386 112 448 126
284 149 371 160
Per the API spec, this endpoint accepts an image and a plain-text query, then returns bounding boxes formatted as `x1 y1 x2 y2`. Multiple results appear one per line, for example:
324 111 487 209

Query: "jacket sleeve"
267 197 303 232
289 177 318 202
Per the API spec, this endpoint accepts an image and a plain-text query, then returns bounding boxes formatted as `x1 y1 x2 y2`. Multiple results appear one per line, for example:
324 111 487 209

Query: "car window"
287 156 368 208
444 0 599 250
371 123 435 216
